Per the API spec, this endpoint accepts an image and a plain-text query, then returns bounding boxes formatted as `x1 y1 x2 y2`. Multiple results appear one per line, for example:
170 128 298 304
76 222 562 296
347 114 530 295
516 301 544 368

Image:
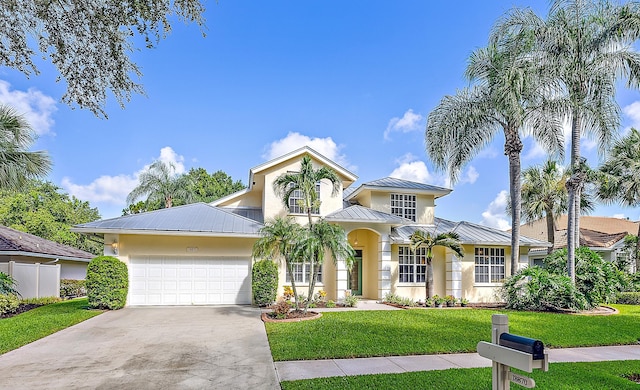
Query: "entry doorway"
348 250 362 296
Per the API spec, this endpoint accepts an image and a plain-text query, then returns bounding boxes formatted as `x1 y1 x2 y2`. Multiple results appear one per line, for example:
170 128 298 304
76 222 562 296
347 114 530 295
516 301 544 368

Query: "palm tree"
521 160 594 253
426 32 563 277
126 160 193 209
253 217 304 307
500 0 640 282
0 105 51 191
409 230 464 302
272 155 341 227
297 219 355 312
272 155 342 290
598 128 640 271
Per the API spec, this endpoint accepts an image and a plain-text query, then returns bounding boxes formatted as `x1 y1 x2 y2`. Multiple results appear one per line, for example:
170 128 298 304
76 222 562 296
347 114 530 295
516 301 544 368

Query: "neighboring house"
519 215 639 270
0 225 95 279
73 147 549 306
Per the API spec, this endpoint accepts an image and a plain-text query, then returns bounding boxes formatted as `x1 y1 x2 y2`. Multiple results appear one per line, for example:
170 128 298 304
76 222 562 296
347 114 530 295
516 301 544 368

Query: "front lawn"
280 361 640 390
0 298 103 354
266 305 640 361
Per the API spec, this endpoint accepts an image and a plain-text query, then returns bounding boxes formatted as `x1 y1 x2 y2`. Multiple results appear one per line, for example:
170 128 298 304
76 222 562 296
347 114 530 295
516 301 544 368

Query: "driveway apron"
0 306 280 390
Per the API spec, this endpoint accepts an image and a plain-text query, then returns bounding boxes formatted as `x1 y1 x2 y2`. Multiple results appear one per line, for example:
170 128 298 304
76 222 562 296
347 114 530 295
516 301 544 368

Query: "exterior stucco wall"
217 190 262 209
392 244 447 302
368 192 435 224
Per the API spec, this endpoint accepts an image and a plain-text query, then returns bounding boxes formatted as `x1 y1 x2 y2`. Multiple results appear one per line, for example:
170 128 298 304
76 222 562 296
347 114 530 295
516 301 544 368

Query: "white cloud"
624 101 640 129
384 109 424 140
0 80 57 136
612 213 627 220
389 154 433 183
480 190 511 230
62 146 186 209
477 147 499 159
459 165 479 185
263 132 355 171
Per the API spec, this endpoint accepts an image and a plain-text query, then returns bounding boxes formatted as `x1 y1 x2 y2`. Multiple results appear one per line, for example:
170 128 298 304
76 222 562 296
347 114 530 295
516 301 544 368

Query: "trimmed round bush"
252 259 278 307
86 256 128 310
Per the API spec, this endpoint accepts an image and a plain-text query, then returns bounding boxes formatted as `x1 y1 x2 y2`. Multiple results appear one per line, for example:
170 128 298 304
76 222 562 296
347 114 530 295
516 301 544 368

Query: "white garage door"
129 257 252 305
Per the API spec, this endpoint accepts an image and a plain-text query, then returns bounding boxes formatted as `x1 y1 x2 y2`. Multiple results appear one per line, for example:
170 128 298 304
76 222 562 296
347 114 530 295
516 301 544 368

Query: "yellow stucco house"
73 147 548 306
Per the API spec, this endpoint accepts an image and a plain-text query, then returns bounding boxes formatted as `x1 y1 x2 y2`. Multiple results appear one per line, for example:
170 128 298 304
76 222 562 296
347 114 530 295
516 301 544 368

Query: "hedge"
616 292 640 305
252 260 278 307
86 256 128 310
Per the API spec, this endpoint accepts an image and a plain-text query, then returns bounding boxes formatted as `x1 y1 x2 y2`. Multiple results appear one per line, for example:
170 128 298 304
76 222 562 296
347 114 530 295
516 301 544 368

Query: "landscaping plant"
0 272 18 296
0 294 20 316
86 256 129 310
60 279 86 299
252 259 279 306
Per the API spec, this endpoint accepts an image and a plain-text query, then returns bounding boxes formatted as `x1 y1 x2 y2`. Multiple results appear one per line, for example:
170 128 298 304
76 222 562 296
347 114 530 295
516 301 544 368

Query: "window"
398 246 427 283
475 247 505 283
288 182 321 214
286 262 322 284
391 194 416 221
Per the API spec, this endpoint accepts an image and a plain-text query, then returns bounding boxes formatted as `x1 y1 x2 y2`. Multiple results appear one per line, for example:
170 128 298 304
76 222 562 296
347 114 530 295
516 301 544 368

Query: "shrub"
20 296 61 305
0 294 20 315
60 279 87 299
86 256 128 310
344 294 359 308
501 266 588 311
272 299 291 319
544 247 624 306
382 292 417 307
616 292 640 305
283 285 294 300
0 272 18 296
252 260 278 307
326 300 336 308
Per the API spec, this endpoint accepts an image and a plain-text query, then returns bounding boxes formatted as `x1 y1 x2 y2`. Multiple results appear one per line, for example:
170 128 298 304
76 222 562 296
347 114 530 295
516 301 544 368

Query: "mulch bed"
0 303 43 319
623 373 640 384
261 311 322 323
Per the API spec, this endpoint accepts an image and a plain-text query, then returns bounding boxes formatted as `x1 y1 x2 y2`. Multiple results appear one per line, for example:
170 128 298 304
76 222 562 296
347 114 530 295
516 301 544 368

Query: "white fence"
0 261 60 299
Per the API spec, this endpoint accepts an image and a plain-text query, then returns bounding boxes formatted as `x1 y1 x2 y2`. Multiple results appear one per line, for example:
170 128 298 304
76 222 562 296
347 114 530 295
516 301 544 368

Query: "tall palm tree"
499 0 640 282
598 128 640 271
297 219 355 312
427 32 563 276
272 155 342 289
127 160 193 209
521 160 594 253
0 105 51 191
253 217 304 306
410 230 464 302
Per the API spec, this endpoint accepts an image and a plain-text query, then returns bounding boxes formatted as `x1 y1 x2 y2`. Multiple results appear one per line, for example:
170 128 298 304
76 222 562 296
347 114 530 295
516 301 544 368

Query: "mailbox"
499 333 544 360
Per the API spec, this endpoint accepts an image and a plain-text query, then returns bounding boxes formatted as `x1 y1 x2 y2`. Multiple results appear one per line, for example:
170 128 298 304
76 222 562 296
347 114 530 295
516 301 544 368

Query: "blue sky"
2 0 639 227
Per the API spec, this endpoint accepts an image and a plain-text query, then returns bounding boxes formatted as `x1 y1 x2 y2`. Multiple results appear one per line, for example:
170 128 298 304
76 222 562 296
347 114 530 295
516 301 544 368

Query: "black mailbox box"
499 333 545 360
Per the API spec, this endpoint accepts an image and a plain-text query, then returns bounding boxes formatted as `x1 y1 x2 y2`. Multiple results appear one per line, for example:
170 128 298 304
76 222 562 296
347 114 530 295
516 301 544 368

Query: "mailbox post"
477 314 548 389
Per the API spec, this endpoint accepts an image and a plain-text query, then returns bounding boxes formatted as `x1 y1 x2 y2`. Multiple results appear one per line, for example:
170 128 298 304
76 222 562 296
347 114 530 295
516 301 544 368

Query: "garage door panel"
130 257 251 305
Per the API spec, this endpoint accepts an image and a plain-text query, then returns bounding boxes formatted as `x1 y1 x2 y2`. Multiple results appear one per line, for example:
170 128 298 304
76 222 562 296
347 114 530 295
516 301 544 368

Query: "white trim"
71 228 261 238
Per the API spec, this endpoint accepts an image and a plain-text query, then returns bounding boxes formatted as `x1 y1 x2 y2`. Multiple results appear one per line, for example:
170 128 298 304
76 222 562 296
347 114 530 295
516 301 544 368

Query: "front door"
348 250 363 296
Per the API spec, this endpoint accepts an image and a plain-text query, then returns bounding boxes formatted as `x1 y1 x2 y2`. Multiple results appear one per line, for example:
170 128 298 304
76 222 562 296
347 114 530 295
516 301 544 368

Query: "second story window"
289 182 321 214
391 194 416 221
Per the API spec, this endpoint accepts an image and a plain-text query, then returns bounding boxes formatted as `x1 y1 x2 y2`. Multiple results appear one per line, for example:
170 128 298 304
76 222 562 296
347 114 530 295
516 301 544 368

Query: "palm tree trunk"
426 258 434 300
546 209 555 255
505 127 523 276
286 260 301 311
567 114 581 283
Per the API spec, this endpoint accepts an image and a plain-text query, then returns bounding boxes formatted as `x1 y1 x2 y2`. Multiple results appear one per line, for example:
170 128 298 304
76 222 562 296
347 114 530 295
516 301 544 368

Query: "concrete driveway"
0 306 280 390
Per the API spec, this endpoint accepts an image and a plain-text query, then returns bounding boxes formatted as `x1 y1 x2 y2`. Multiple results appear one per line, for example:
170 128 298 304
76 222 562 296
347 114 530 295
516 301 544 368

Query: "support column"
377 233 392 300
446 253 462 299
336 258 348 301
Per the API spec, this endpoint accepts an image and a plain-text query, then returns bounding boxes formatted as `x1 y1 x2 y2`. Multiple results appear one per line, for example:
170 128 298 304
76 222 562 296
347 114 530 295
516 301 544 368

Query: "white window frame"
391 193 417 222
398 246 427 284
474 247 505 284
288 182 321 215
286 262 323 284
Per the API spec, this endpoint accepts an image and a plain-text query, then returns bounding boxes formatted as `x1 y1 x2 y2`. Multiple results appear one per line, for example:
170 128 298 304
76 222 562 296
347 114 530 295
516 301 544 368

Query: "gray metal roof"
345 177 452 202
0 225 95 261
391 217 551 247
325 205 412 224
73 203 263 236
223 207 264 223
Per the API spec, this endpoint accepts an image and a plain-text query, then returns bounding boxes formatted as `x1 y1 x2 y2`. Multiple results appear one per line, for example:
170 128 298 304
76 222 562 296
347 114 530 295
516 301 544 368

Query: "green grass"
266 305 640 361
280 361 640 390
0 298 103 354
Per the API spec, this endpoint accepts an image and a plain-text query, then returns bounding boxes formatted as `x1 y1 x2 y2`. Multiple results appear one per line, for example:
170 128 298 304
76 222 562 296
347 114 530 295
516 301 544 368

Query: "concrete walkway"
275 345 640 382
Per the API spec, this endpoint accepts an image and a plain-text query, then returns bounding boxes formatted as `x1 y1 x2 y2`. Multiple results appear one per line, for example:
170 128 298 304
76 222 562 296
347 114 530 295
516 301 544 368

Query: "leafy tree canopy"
184 168 246 203
0 180 102 254
0 0 206 118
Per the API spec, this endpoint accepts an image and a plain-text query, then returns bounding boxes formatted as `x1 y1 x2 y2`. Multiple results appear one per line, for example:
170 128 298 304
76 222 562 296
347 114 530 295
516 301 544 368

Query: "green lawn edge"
266 305 640 361
281 360 640 390
0 298 104 354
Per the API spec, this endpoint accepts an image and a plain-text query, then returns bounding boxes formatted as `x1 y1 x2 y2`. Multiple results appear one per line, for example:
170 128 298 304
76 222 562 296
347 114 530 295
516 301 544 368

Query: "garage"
129 256 252 305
